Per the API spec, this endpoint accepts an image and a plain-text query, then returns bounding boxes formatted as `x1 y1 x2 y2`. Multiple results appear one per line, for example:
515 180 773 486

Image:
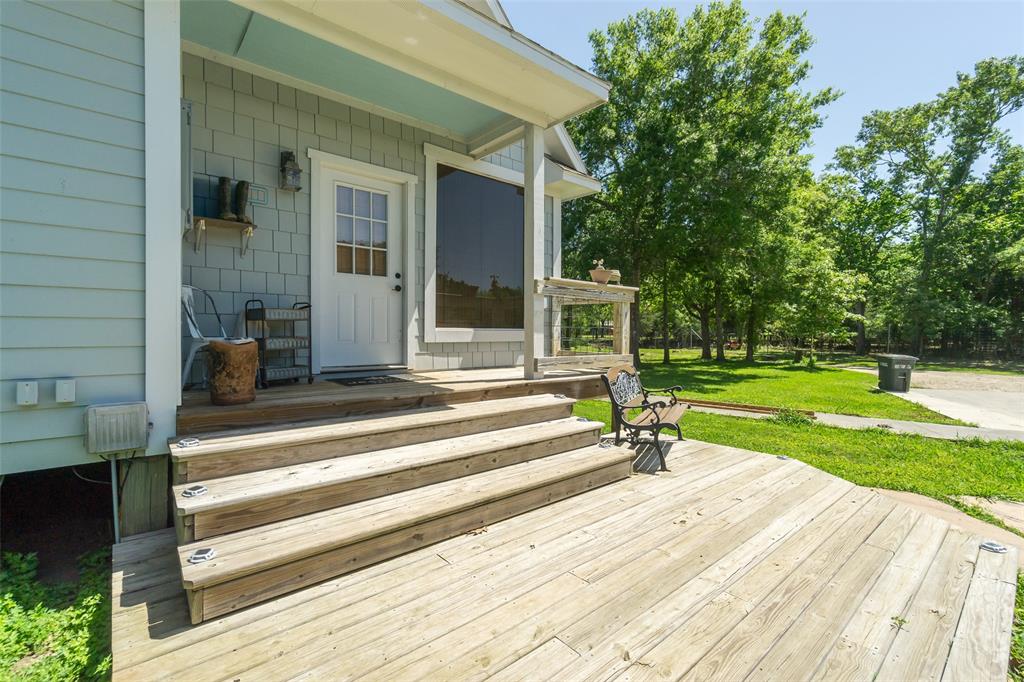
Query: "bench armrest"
647 385 682 404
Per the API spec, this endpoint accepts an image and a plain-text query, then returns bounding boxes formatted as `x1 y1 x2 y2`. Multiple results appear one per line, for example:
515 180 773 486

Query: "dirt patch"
961 496 1024 534
842 366 1024 391
909 370 1024 392
875 489 1024 567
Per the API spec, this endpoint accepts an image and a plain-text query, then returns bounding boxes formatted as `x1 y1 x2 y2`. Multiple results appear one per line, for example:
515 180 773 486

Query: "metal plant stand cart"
244 300 313 388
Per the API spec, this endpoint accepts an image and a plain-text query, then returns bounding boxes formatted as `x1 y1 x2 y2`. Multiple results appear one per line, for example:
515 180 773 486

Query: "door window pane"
354 219 371 247
372 221 387 248
435 164 523 329
336 245 353 273
372 250 386 277
354 247 371 275
336 216 353 244
336 186 353 214
372 193 387 220
354 189 371 218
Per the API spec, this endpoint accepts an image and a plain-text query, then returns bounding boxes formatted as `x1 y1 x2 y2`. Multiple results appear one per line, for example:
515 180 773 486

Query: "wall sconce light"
280 151 302 192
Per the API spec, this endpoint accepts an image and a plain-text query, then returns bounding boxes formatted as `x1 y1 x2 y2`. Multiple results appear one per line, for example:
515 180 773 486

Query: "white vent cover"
85 402 149 454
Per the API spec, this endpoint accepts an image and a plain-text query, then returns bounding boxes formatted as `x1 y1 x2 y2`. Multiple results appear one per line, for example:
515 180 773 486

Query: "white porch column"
523 124 545 379
144 0 182 450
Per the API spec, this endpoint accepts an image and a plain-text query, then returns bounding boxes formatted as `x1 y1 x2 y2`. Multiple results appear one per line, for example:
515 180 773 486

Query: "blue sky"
503 0 1024 173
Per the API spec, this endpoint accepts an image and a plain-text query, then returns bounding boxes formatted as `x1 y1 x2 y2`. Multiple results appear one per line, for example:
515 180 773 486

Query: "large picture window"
435 164 523 329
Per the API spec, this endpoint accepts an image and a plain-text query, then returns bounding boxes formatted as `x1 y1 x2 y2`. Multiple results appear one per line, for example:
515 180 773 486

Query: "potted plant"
589 259 621 285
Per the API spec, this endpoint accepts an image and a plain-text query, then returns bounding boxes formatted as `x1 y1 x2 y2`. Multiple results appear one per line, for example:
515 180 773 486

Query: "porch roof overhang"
181 0 609 153
545 157 601 200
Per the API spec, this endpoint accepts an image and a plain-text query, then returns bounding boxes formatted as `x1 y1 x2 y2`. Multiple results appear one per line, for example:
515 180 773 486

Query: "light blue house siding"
0 0 146 474
182 54 556 374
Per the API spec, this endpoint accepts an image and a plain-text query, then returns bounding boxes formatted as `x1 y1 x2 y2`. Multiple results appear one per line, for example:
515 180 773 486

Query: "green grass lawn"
0 551 111 681
631 348 964 424
573 402 1024 510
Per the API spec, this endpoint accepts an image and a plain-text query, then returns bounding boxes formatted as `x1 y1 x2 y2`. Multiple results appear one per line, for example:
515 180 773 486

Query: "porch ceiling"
181 0 609 146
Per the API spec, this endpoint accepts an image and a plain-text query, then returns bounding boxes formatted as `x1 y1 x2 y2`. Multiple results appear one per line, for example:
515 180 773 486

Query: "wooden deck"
177 367 606 433
112 440 1018 681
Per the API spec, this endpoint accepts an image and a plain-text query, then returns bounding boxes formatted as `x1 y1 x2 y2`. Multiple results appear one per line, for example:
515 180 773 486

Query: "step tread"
169 394 575 460
173 417 604 516
178 443 635 589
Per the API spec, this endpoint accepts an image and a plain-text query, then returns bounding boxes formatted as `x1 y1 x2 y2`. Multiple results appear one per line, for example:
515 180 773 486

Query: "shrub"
0 551 111 681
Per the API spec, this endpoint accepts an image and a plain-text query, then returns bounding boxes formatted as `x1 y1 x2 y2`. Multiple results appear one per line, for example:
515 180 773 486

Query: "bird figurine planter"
589 259 621 285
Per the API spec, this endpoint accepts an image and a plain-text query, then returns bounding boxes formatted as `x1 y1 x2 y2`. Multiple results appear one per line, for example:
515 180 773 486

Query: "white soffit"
233 0 609 129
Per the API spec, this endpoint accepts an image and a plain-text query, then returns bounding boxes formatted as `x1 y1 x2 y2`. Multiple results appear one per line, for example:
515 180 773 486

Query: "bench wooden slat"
627 402 688 428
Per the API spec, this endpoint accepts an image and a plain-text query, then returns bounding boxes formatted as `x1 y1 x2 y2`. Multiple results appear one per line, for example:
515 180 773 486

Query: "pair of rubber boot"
216 176 252 224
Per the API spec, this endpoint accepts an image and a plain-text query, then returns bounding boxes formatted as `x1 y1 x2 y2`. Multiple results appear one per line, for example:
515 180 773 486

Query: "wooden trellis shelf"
533 277 637 372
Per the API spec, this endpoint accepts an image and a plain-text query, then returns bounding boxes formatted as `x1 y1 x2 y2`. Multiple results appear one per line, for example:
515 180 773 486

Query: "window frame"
424 144 531 343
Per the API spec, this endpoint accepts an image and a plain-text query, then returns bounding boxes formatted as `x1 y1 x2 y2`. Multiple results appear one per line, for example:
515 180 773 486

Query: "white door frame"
307 149 418 373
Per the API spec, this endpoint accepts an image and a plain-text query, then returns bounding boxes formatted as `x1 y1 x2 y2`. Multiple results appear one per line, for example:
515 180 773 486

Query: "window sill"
424 327 525 343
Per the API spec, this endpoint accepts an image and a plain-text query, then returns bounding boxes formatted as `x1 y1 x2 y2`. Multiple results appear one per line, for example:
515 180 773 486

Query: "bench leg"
653 429 669 472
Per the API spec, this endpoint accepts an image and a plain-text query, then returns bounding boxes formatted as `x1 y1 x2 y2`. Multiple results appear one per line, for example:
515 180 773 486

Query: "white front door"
316 169 404 368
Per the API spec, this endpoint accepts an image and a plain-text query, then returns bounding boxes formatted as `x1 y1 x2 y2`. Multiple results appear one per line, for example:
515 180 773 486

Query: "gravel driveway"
908 370 1023 392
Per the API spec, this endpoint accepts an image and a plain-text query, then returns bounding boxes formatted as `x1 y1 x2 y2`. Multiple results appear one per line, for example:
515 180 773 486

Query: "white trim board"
145 0 183 451
306 149 419 372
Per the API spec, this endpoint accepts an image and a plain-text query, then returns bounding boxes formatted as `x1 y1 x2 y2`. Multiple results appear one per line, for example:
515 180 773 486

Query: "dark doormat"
327 375 412 387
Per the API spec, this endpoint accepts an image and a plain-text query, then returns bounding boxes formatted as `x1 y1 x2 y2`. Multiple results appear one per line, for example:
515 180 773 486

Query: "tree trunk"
745 305 757 362
630 299 641 367
699 309 712 360
713 278 726 362
661 266 670 364
630 256 642 367
854 300 867 356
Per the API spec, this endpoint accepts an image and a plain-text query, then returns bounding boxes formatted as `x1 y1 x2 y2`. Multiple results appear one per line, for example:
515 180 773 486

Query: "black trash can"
875 354 918 392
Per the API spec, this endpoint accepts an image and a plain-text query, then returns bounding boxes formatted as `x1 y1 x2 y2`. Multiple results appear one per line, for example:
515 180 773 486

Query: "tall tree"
664 1 837 361
775 230 865 366
833 56 1024 355
565 9 681 366
813 171 909 354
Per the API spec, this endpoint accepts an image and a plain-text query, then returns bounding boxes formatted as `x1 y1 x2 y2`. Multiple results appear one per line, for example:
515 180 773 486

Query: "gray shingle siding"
183 55 558 373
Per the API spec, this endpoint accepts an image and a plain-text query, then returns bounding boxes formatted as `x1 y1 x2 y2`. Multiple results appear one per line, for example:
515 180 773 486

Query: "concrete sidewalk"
896 388 1024 431
688 404 1024 442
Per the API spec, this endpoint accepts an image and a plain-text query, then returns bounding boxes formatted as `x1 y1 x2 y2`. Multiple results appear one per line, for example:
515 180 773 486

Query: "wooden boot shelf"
188 216 256 254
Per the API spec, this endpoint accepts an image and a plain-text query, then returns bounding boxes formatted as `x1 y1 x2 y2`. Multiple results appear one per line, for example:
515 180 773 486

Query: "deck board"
111 440 1017 681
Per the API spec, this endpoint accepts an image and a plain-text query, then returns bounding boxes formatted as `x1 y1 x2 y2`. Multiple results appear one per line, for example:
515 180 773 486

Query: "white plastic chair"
181 285 228 388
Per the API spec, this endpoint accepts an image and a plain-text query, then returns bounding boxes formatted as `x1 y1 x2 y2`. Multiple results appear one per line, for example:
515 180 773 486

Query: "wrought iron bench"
601 364 687 471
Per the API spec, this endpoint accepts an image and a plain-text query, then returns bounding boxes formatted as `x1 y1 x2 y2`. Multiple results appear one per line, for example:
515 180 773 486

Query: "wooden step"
176 373 605 433
170 394 577 483
178 443 635 623
173 417 604 541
